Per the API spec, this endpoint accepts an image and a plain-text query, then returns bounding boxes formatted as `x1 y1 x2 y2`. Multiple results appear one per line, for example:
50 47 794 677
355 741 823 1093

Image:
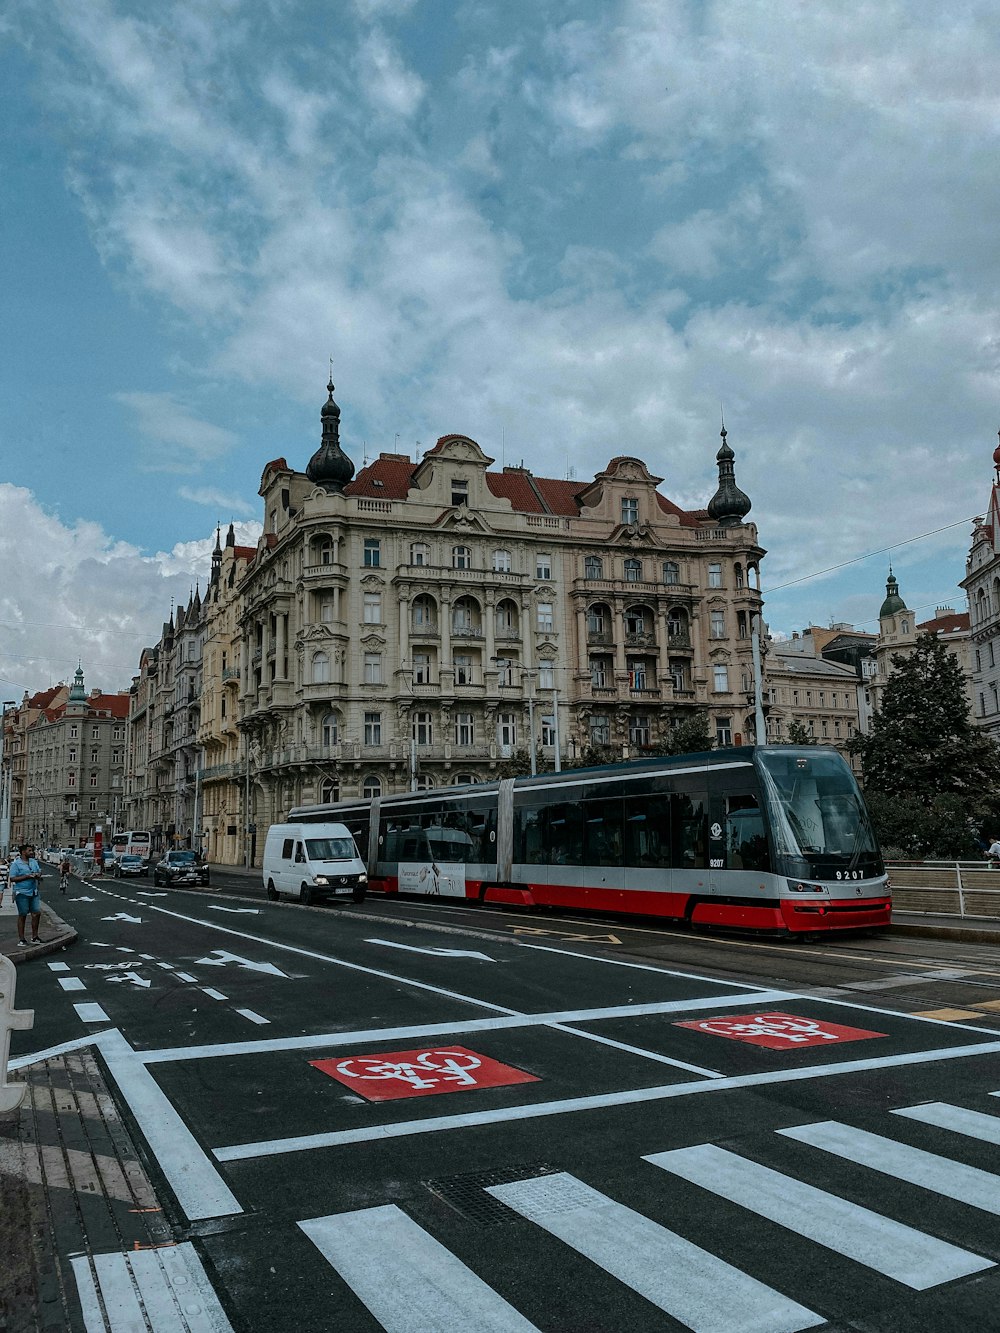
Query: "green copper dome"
879 570 908 618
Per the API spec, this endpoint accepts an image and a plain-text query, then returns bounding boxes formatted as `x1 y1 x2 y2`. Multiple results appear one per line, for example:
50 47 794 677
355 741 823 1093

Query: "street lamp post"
0 701 16 858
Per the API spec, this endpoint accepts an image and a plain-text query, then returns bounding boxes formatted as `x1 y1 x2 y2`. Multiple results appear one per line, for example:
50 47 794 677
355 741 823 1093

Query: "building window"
364 713 382 745
538 661 554 689
495 658 515 686
455 713 474 745
737 611 748 638
628 659 647 690
670 660 686 691
410 542 429 566
821 720 829 737
708 562 723 588
90 772 98 787
414 776 434 791
585 555 603 580
363 653 382 684
621 497 638 525
363 594 382 624
492 549 512 572
412 652 432 685
537 603 554 631
70 726 78 739
497 713 517 748
624 558 642 583
321 779 340 803
662 561 679 585
412 712 433 745
454 654 473 686
412 595 436 629
589 714 610 745
363 538 381 568
590 657 608 688
536 554 552 580
541 714 556 746
901 619 909 634
716 716 733 746
453 773 476 786
312 652 330 683
991 642 996 668
318 539 334 566
452 599 478 634
710 610 726 639
451 479 468 507
792 690 799 705
321 712 339 746
68 749 77 763
834 720 841 738
92 727 100 739
362 775 382 799
734 563 745 588
713 665 729 693
89 797 98 811
452 545 472 570
90 748 99 763
320 597 335 623
629 715 650 746
113 726 124 740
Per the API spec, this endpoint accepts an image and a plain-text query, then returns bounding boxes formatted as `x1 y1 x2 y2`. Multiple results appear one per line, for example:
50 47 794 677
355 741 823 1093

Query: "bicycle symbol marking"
311 1045 540 1101
674 1010 887 1051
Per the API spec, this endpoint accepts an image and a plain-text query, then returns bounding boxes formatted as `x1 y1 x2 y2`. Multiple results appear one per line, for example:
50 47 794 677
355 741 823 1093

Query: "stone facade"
961 437 1000 740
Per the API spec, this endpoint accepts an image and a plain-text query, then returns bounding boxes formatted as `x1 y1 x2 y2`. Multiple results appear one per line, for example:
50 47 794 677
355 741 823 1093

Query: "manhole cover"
424 1161 560 1227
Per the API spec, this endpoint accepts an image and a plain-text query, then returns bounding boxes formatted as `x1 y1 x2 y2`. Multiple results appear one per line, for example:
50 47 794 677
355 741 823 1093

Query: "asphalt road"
11 870 1000 1331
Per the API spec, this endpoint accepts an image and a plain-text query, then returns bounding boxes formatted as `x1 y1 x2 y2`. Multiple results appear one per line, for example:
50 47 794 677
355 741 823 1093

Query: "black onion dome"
879 569 908 618
306 378 355 494
706 425 751 526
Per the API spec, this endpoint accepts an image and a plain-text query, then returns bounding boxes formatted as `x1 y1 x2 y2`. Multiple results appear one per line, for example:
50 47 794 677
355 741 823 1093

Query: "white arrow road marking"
366 937 496 963
106 973 152 989
136 891 168 897
72 896 96 903
85 962 147 971
207 905 261 914
102 913 142 924
193 949 289 977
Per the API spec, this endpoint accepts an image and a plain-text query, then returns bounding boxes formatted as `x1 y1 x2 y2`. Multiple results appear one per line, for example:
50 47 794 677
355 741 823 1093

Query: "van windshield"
305 837 355 861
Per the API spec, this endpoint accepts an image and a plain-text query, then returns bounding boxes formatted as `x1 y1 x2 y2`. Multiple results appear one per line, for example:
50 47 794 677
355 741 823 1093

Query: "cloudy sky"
2 0 998 698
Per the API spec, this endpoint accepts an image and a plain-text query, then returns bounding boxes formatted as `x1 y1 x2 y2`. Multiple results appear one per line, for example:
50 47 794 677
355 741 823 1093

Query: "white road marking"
138 953 155 960
300 1204 539 1333
102 913 142 923
11 1032 115 1071
72 896 95 902
157 962 175 970
212 1039 1000 1160
367 937 496 962
894 1101 1000 1144
74 1004 109 1023
235 1008 270 1025
779 1120 1000 1214
58 977 86 992
489 1172 820 1333
98 1029 241 1221
176 972 198 983
71 1243 234 1332
106 973 152 989
546 1022 721 1077
208 905 261 914
47 961 70 972
136 891 168 897
645 1144 991 1289
194 949 288 977
139 993 790 1066
115 947 135 953
201 988 228 1001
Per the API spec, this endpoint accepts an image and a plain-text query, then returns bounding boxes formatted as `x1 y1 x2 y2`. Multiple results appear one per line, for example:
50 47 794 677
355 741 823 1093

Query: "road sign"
674 1011 887 1050
311 1046 539 1101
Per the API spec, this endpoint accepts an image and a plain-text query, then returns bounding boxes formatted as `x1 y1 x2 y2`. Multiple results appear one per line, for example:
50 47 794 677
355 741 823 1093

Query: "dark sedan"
153 850 211 887
112 854 147 878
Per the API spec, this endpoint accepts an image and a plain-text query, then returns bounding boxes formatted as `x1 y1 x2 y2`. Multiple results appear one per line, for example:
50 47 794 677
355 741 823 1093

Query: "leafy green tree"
848 633 999 856
666 709 713 755
784 720 816 745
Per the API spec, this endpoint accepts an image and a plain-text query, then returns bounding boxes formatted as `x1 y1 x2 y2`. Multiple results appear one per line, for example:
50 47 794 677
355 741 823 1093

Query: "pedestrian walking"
987 835 1000 867
9 843 44 946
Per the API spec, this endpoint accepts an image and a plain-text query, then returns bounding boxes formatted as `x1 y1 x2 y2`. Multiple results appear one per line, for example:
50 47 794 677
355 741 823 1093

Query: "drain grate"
424 1161 561 1228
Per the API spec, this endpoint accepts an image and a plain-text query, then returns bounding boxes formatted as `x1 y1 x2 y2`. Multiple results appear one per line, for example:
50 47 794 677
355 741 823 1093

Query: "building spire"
306 371 355 494
706 420 751 526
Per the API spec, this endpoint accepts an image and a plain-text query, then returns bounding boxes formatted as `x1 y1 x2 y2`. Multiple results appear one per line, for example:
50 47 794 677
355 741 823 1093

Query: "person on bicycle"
58 854 72 894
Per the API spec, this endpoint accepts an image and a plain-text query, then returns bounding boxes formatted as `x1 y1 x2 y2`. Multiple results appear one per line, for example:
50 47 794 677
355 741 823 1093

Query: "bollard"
0 954 34 1112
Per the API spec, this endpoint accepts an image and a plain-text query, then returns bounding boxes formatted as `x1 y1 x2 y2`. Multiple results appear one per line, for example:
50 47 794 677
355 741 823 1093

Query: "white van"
262 822 367 905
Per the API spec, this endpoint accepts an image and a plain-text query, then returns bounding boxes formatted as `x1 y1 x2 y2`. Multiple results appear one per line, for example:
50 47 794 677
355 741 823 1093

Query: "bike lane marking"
311 1047 539 1101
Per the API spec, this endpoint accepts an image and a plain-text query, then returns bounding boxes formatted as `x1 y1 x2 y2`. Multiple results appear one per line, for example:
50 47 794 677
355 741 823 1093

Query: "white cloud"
356 29 425 119
177 487 258 516
116 392 239 472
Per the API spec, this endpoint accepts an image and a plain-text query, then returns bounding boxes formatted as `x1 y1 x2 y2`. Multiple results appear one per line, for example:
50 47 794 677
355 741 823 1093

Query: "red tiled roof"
28 686 63 709
486 472 548 514
233 546 256 559
535 478 585 516
88 694 130 718
918 612 970 635
347 456 418 499
656 493 701 527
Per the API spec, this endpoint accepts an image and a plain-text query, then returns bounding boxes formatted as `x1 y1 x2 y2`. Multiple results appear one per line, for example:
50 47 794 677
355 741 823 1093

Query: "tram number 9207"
835 869 866 880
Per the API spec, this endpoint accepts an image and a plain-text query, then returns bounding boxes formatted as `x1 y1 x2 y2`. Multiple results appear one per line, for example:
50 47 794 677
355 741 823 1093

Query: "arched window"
320 711 339 747
362 775 382 800
452 773 477 786
320 779 339 804
492 549 512 573
452 596 481 635
667 608 688 638
411 594 437 631
495 599 519 636
585 555 603 580
318 539 333 566
409 542 430 567
414 776 434 791
624 558 642 583
452 545 472 570
587 604 610 637
979 590 988 623
624 605 653 636
312 651 330 683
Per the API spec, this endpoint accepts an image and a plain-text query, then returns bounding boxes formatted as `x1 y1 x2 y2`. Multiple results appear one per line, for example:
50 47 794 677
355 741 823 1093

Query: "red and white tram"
289 746 891 935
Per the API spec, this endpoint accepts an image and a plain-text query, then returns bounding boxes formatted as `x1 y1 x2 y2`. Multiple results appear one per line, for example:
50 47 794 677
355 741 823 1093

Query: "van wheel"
266 880 279 901
300 883 316 905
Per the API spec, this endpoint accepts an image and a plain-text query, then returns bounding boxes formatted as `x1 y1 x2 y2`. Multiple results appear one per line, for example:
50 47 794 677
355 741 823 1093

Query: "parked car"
112 854 147 879
153 850 210 887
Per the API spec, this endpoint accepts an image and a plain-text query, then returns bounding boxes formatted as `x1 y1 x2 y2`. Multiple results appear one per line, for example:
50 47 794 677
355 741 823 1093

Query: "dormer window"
451 479 469 507
621 497 639 525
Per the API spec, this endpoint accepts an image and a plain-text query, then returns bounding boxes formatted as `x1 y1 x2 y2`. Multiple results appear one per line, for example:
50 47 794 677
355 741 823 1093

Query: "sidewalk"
0 872 78 966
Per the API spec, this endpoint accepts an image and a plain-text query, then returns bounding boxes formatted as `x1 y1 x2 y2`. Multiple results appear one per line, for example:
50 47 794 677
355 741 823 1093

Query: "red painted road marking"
674 1011 887 1050
310 1046 539 1101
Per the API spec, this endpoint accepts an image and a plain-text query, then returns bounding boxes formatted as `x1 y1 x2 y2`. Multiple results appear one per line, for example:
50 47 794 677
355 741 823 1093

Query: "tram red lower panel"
779 897 892 932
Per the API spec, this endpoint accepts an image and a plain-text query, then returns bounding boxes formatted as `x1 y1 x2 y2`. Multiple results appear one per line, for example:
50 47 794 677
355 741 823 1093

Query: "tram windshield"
755 748 883 879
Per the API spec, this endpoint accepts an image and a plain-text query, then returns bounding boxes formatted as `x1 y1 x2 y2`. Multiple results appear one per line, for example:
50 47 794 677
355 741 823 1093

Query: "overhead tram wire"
765 514 980 594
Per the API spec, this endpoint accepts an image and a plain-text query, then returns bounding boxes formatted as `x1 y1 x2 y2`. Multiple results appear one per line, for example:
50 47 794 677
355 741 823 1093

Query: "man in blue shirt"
9 843 44 946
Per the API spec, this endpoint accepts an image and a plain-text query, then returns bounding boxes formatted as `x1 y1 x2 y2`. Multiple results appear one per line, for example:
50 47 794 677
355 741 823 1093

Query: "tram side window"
342 819 369 862
583 799 624 866
726 795 770 871
517 807 547 865
675 792 707 869
624 794 671 868
548 803 584 865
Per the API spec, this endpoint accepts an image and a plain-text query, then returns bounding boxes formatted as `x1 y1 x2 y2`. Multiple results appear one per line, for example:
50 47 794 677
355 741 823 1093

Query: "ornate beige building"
961 435 1000 740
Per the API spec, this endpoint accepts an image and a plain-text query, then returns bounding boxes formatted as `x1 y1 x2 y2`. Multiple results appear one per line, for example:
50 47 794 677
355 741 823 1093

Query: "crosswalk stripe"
299 1205 539 1332
645 1144 991 1290
894 1102 1000 1144
72 1245 235 1331
779 1120 1000 1215
91 1254 147 1329
487 1171 821 1333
